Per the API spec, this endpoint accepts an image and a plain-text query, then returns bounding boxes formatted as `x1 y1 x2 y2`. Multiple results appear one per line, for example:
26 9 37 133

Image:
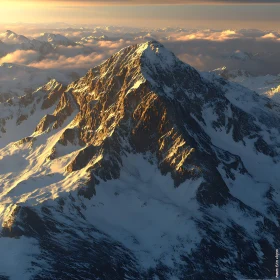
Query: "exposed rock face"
35 114 57 133
0 41 280 280
41 79 66 110
58 127 83 146
213 67 252 80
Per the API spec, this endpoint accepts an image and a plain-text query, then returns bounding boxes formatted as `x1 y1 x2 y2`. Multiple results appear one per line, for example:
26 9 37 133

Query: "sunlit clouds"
261 32 278 39
0 25 279 76
0 50 40 64
174 29 240 41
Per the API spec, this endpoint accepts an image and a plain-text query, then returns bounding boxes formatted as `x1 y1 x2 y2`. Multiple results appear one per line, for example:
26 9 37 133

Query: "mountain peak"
1 41 280 280
39 32 66 39
135 41 199 98
5 30 16 35
137 40 164 50
0 30 14 38
3 30 20 39
212 66 252 79
80 41 199 101
135 40 174 58
143 40 191 68
37 33 76 46
113 40 177 64
137 40 178 67
0 30 29 44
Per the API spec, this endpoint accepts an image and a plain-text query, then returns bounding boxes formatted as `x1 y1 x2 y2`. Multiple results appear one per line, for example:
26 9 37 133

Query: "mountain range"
0 30 54 56
213 67 280 103
36 33 77 47
0 41 279 280
0 30 94 65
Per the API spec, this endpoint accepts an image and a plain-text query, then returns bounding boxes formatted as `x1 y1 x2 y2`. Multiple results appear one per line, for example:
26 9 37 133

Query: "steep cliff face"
0 41 279 280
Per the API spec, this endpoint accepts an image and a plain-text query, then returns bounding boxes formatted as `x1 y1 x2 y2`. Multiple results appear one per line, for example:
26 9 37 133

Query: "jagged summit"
80 40 199 100
109 40 190 70
4 30 16 36
98 40 185 69
0 30 29 44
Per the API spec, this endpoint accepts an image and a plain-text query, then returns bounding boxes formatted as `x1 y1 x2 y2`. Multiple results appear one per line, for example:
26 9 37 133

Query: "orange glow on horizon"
1 0 280 29
3 0 280 6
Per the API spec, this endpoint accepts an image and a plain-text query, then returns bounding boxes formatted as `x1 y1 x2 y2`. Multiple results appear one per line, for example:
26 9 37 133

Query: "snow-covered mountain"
0 41 279 280
78 34 121 45
213 67 280 103
229 50 254 61
0 30 30 45
0 63 82 102
37 33 76 47
0 30 54 56
213 67 252 79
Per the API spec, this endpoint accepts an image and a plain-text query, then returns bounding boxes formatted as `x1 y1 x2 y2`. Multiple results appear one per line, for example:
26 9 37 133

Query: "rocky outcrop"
58 127 83 146
35 114 57 133
41 80 66 110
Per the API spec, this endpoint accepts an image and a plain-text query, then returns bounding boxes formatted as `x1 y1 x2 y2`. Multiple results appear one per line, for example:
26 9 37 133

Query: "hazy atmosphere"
1 1 280 28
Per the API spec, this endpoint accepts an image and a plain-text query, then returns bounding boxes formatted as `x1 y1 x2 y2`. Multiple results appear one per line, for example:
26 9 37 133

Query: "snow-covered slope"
213 67 280 103
0 41 279 280
0 63 82 102
0 30 54 56
0 30 30 45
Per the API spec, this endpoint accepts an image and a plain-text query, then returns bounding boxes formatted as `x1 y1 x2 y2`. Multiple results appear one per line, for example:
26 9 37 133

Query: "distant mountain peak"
0 41 280 280
0 30 54 55
229 50 254 61
1 30 27 40
37 32 76 46
212 67 252 79
5 29 16 35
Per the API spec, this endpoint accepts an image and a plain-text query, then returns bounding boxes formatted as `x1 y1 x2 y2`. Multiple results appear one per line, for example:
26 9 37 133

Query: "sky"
1 1 280 29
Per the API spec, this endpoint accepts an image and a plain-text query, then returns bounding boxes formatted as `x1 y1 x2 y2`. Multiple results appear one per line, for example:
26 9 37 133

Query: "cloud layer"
0 24 280 77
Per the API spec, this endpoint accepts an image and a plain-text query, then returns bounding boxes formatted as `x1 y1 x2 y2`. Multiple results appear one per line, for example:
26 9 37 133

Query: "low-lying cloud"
0 50 40 64
29 53 106 70
0 24 280 76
